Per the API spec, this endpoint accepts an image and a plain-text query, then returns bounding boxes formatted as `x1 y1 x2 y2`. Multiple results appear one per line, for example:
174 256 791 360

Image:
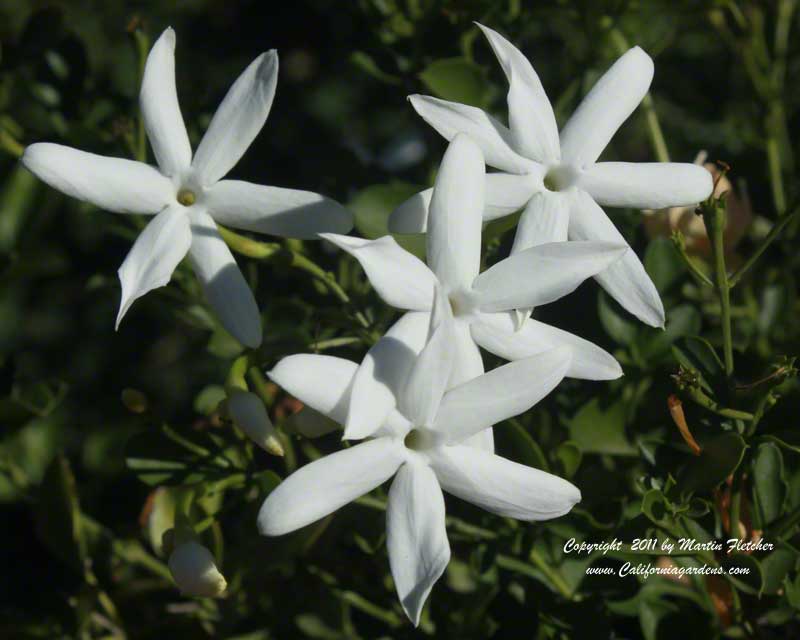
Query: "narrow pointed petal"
228 390 283 455
207 180 352 238
473 241 626 312
345 312 430 441
192 51 278 185
321 234 435 311
433 346 571 442
579 162 713 209
188 210 262 347
388 171 541 234
471 312 622 380
568 190 664 327
430 445 581 520
399 288 455 427
427 134 484 291
559 47 654 167
268 354 357 425
477 23 559 163
22 143 172 214
408 95 535 174
140 28 191 176
387 460 450 626
116 205 191 328
258 438 403 536
510 192 569 253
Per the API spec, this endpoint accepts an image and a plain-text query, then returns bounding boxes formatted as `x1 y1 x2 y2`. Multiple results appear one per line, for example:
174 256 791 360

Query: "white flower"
258 292 580 625
168 540 227 598
322 135 626 442
227 389 283 456
21 28 352 347
389 23 713 328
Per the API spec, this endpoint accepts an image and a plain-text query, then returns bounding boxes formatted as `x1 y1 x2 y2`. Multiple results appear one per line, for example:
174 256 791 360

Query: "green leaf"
555 440 582 478
34 454 86 574
721 553 763 595
644 237 685 294
760 545 798 595
565 398 636 456
677 432 746 493
348 182 426 258
638 304 701 360
419 57 492 108
349 51 401 85
641 489 669 524
751 442 786 527
671 336 725 393
598 291 639 346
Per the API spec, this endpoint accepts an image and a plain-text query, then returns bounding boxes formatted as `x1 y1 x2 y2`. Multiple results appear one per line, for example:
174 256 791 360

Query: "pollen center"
448 289 476 318
404 429 433 451
177 189 196 206
543 165 578 192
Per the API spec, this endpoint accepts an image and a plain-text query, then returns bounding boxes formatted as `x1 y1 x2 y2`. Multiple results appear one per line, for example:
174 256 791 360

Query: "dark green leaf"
751 442 786 527
677 432 746 493
419 57 492 108
644 238 685 294
565 398 636 456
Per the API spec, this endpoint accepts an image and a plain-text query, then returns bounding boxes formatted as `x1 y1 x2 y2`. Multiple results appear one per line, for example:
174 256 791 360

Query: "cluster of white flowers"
20 24 712 619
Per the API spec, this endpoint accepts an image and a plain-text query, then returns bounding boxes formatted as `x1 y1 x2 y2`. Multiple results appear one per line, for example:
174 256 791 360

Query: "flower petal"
471 311 622 380
433 346 571 442
116 205 191 328
22 143 172 214
568 190 664 327
578 162 713 209
427 134 484 291
450 321 494 453
510 192 569 253
388 172 541 234
188 209 262 347
559 47 654 167
473 240 626 312
387 460 450 626
140 28 191 177
268 354 356 425
399 288 455 427
321 234 435 311
345 312 430 441
429 445 581 520
408 95 535 174
192 51 278 185
206 180 352 238
477 23 559 163
258 438 403 536
228 390 283 456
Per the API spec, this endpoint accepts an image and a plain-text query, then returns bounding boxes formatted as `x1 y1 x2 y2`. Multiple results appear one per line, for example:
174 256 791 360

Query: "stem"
683 386 753 421
729 207 798 287
729 472 742 538
131 28 150 163
672 231 713 287
704 206 734 376
765 118 786 215
528 549 575 599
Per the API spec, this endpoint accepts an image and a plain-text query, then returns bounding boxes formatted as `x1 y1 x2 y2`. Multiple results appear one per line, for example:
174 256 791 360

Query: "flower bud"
168 540 227 598
121 388 148 413
227 390 283 456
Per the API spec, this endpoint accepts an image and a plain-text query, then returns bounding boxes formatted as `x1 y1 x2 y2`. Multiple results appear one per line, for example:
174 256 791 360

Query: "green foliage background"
1 0 799 638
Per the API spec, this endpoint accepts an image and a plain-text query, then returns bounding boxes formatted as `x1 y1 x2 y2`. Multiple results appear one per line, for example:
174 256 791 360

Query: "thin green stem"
704 205 734 376
683 386 753 421
528 549 575 600
729 208 798 286
672 231 713 287
131 28 150 163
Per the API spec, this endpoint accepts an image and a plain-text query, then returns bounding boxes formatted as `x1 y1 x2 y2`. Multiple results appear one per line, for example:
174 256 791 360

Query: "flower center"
404 428 435 452
448 289 477 318
177 188 197 206
543 165 578 192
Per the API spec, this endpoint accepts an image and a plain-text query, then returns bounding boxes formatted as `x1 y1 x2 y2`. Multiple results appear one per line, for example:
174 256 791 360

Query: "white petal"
192 51 278 185
477 23 559 163
257 438 403 535
510 192 569 253
427 134 484 291
168 541 227 598
578 162 713 209
322 234 435 311
399 288 454 427
22 143 172 214
116 205 191 328
188 209 262 348
559 47 654 167
471 311 622 380
206 180 352 238
568 190 664 327
140 28 191 177
433 346 571 442
408 95 535 174
387 460 449 626
228 390 283 455
345 312 430 440
388 171 541 234
430 445 581 520
268 354 357 425
473 240 626 312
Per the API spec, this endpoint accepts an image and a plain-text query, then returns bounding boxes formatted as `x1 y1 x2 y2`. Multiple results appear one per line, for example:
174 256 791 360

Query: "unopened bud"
121 388 148 413
228 390 283 456
168 540 227 598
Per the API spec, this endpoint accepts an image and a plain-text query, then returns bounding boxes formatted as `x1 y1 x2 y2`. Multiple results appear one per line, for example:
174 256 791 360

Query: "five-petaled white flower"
390 23 713 328
322 135 626 445
258 288 580 625
22 28 352 347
